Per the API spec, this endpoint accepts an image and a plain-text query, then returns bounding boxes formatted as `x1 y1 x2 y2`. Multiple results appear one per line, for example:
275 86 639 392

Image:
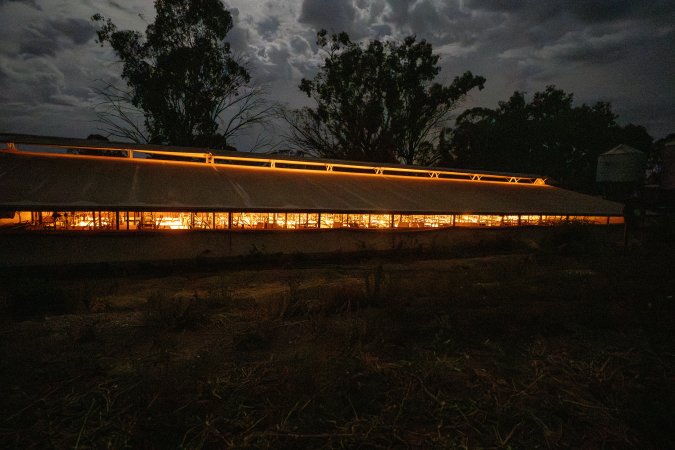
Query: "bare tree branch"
92 2 277 150
93 81 150 143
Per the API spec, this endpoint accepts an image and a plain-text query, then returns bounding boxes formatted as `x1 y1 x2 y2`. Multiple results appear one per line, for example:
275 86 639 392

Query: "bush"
324 282 369 314
144 291 208 330
2 279 69 320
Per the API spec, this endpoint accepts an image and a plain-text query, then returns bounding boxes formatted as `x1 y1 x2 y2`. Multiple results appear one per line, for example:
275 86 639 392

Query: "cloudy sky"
1 0 673 150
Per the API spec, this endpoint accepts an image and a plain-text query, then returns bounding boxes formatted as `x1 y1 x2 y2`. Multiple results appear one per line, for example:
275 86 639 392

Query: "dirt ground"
0 229 674 449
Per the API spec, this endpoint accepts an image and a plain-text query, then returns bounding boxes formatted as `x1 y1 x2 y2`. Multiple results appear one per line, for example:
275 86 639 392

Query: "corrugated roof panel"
0 152 623 215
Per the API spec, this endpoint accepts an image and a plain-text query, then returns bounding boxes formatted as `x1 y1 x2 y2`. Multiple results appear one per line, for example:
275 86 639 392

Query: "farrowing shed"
0 134 624 267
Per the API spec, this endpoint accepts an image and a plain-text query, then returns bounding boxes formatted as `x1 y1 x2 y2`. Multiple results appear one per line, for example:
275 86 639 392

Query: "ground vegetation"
1 230 673 448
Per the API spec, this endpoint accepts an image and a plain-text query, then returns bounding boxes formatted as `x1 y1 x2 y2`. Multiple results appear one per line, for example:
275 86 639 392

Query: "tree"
648 132 675 184
92 0 275 149
451 86 653 191
67 134 127 157
284 31 485 165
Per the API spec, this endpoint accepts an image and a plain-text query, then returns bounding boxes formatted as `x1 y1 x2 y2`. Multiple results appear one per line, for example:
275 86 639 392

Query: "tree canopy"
93 0 273 149
451 86 653 191
285 31 485 165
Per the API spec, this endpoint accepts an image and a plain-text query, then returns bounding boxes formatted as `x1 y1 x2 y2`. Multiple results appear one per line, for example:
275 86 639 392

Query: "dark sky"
1 0 673 149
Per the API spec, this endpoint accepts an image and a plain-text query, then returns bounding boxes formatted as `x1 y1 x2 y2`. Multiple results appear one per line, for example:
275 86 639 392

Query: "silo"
596 144 646 200
597 144 646 183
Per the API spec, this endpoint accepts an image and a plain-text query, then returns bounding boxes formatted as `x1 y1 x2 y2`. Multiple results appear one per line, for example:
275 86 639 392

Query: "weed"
2 240 674 449
214 274 233 304
233 320 276 352
143 290 208 331
2 278 69 320
277 276 303 320
364 264 384 304
324 282 368 314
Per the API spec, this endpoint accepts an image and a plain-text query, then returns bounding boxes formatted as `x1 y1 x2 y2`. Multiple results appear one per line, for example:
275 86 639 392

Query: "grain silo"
596 144 646 200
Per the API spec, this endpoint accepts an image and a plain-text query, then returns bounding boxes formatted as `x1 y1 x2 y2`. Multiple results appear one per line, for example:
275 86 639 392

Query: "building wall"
0 226 622 268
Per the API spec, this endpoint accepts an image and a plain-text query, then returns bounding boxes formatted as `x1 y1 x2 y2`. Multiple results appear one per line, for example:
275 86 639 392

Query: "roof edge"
0 132 546 180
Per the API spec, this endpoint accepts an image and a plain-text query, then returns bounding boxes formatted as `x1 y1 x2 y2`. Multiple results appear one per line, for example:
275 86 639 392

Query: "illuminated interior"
0 138 624 232
0 210 623 231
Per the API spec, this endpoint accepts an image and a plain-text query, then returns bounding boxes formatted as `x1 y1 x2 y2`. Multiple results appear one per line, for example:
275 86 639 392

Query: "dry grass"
0 234 673 449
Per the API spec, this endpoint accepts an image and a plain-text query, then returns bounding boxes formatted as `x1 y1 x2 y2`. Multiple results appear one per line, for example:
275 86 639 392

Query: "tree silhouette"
649 133 675 184
284 31 485 165
67 134 127 158
92 0 275 150
452 86 653 192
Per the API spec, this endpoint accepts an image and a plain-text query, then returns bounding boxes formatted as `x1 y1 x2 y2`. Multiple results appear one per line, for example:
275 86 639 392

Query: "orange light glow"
1 141 547 186
3 210 624 232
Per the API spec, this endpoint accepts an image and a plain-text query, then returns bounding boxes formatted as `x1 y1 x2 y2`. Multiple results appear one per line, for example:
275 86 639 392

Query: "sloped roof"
601 144 644 156
0 132 543 179
0 152 623 216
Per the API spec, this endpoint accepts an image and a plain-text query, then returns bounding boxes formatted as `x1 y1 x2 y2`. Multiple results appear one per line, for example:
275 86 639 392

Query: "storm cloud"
0 0 673 147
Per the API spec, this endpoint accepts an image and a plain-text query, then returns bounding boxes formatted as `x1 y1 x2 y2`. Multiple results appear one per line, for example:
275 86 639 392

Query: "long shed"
0 133 625 234
0 135 625 266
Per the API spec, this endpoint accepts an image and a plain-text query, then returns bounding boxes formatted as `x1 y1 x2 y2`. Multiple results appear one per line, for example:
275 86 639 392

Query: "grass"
0 233 673 448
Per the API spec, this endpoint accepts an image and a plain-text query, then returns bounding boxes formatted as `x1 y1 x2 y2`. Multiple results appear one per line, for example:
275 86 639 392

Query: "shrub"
2 279 69 320
144 290 208 330
364 264 384 304
324 282 369 314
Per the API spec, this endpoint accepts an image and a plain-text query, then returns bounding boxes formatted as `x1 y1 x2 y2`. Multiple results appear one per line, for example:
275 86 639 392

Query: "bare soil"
0 234 673 449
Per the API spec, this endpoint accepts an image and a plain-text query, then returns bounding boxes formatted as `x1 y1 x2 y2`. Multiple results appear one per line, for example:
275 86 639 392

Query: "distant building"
0 134 625 266
596 144 646 200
